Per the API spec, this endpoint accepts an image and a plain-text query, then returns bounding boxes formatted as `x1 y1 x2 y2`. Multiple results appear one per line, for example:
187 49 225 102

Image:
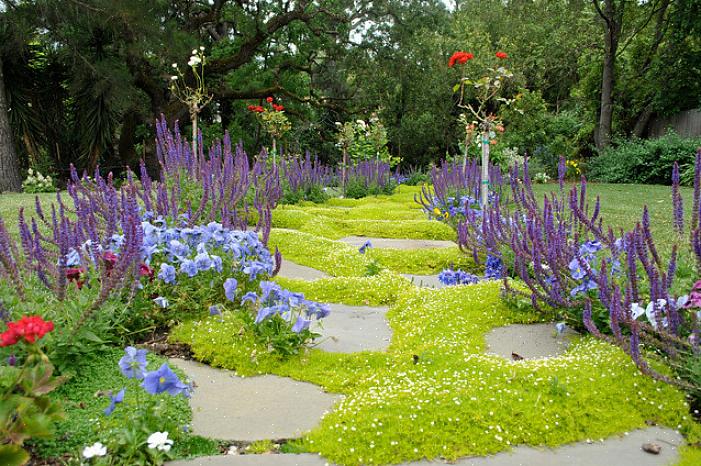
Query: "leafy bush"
589 132 701 185
21 169 57 193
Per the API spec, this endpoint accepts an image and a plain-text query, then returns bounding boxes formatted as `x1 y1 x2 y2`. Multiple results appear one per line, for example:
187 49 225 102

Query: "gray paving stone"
167 453 327 466
313 304 391 353
169 359 341 441
402 274 445 288
407 427 682 466
339 236 456 250
485 323 579 360
277 260 329 281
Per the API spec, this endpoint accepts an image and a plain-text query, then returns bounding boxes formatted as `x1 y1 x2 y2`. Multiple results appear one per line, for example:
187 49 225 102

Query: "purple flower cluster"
241 281 330 333
282 152 335 195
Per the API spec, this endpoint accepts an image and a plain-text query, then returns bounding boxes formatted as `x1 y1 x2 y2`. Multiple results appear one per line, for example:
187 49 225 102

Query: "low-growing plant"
21 169 57 194
0 314 64 466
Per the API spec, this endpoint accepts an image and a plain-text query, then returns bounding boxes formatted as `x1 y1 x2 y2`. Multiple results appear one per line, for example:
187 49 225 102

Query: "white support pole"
480 132 490 208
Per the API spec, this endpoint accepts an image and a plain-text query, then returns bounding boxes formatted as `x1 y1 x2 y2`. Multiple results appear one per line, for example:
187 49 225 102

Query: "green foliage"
21 170 56 193
589 133 701 185
0 344 65 466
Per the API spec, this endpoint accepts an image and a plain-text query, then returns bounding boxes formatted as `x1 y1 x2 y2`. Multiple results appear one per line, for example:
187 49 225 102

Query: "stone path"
312 304 391 353
485 323 578 360
277 260 329 281
340 236 456 250
402 274 444 288
168 427 681 466
169 359 341 441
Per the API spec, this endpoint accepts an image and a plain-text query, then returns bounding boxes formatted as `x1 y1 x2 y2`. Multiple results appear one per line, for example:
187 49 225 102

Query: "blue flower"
438 268 480 286
158 263 176 284
167 240 189 259
194 252 213 271
570 278 598 297
119 346 147 380
579 240 602 256
180 259 198 278
359 240 373 254
255 305 286 324
211 255 223 272
209 305 222 316
243 261 268 280
567 258 587 280
104 388 125 416
241 292 258 305
64 248 81 267
555 322 567 335
153 296 169 308
141 363 191 397
292 316 312 333
484 255 504 280
224 278 238 301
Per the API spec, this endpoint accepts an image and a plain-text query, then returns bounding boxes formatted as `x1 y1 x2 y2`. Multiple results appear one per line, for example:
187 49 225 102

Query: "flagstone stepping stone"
340 236 456 250
276 260 329 281
402 274 445 288
167 453 328 466
169 359 341 441
485 323 578 360
407 426 682 466
312 304 391 353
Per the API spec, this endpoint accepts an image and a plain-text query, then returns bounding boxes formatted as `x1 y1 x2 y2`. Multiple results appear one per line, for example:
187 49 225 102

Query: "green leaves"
0 444 30 466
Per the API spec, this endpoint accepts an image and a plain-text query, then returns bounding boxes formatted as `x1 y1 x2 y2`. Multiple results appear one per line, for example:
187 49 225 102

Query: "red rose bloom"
273 104 284 112
495 51 508 59
448 51 473 68
0 315 54 347
266 96 274 103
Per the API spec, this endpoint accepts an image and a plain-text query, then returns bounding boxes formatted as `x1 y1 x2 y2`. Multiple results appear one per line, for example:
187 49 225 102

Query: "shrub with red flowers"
448 51 474 68
1 313 64 465
248 96 291 159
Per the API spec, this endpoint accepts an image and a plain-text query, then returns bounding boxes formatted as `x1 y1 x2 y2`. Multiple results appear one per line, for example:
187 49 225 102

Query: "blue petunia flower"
180 259 198 278
292 316 312 333
141 363 191 397
158 263 177 284
119 346 148 380
104 388 125 416
358 240 373 254
223 278 238 301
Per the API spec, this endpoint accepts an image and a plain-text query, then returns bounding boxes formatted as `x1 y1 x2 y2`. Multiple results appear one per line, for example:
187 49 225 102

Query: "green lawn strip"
273 271 412 306
31 347 219 460
366 247 476 275
171 279 699 465
676 445 701 465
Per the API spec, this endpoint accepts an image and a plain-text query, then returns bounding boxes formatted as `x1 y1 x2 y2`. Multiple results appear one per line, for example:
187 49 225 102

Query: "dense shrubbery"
589 132 701 185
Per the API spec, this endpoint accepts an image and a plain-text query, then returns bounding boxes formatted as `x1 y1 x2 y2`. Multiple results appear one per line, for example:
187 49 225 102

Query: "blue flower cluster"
484 255 504 280
241 281 331 333
568 240 602 297
429 195 483 220
137 218 274 284
438 268 481 286
106 346 192 416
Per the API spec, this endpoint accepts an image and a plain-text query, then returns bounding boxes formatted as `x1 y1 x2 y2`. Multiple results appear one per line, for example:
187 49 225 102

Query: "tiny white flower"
199 46 205 51
192 49 198 55
147 431 174 452
172 63 178 68
27 168 33 175
188 56 202 67
171 75 178 81
82 442 107 458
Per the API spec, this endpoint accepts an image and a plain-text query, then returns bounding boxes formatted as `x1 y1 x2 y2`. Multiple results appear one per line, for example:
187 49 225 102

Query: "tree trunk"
0 54 22 192
595 0 621 151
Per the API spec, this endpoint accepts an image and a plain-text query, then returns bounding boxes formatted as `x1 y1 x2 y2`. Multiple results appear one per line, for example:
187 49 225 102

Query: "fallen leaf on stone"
511 352 524 361
642 442 661 454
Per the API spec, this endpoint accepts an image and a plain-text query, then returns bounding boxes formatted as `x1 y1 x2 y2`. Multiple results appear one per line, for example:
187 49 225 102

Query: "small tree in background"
248 97 291 163
449 50 515 206
169 48 212 157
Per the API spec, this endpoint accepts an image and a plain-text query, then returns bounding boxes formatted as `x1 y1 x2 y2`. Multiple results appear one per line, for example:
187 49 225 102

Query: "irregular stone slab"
485 323 578 360
340 236 456 250
276 260 329 281
168 453 328 466
402 274 445 288
169 359 341 441
407 427 682 466
312 304 391 353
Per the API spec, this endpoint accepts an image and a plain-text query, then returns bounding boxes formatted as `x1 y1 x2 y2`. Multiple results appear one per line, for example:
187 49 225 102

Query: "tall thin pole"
480 131 490 207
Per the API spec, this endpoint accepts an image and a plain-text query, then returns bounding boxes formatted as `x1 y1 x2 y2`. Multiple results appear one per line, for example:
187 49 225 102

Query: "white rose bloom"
147 431 174 452
82 442 107 458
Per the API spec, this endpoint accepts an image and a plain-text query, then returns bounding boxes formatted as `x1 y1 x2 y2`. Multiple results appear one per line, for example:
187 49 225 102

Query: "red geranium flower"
273 104 284 112
0 315 54 347
495 51 508 59
266 96 274 103
448 51 473 68
247 105 255 111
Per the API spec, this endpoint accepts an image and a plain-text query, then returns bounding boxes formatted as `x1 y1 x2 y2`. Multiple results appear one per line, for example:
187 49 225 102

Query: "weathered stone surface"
485 323 578 360
339 236 456 250
313 304 391 353
167 453 328 466
402 274 444 288
169 359 341 441
276 260 329 281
